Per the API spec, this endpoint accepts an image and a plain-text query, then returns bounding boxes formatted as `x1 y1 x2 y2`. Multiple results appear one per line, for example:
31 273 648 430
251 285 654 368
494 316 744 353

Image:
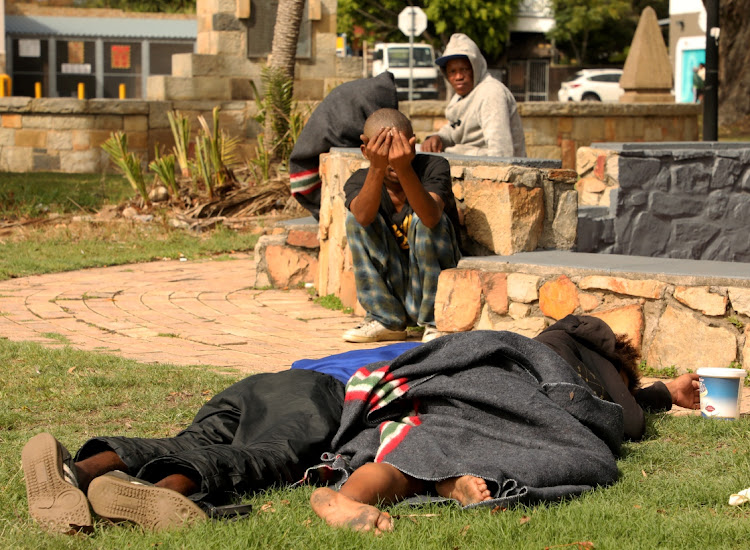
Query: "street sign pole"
409 9 414 101
398 6 427 102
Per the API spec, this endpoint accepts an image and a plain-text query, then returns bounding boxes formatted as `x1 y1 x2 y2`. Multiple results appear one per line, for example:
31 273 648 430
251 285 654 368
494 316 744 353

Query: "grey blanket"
289 72 398 219
320 330 624 508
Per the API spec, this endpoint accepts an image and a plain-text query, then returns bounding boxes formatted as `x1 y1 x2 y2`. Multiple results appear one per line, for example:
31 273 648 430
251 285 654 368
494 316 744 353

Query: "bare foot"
435 475 492 506
310 487 393 534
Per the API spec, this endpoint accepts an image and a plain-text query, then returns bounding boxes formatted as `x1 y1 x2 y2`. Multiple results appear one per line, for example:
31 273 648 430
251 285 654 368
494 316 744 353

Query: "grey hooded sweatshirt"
435 33 526 157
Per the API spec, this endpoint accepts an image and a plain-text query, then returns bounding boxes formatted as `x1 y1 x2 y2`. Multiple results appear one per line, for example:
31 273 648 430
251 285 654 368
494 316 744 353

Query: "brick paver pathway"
0 254 390 374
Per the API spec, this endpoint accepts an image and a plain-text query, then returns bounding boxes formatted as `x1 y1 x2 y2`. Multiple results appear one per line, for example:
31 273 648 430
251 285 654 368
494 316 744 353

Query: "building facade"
4 12 195 99
669 0 706 103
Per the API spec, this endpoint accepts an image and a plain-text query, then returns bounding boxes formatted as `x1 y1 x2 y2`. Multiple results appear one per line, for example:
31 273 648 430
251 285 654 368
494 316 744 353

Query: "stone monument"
619 6 674 103
148 0 348 101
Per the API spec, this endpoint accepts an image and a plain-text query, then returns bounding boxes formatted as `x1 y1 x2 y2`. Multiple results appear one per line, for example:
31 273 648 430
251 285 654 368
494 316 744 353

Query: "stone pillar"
619 6 674 103
148 0 255 101
148 0 341 102
196 0 247 57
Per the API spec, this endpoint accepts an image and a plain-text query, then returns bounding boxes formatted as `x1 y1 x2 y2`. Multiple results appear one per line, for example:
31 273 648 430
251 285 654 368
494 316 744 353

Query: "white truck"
372 43 440 100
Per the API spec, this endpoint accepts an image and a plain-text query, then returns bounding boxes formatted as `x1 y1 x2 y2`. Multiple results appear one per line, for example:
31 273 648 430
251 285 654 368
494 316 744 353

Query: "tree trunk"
580 29 589 65
268 0 305 79
718 0 750 128
264 0 305 160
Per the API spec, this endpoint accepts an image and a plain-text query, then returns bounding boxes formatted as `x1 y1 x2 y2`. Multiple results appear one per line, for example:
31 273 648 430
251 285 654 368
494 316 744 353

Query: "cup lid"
696 367 747 378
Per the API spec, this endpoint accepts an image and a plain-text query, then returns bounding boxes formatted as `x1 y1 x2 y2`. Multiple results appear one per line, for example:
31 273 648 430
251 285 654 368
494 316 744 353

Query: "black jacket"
535 315 672 441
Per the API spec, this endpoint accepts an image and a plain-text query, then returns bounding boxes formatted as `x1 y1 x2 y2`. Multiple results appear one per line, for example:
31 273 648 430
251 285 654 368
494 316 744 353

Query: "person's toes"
374 511 393 533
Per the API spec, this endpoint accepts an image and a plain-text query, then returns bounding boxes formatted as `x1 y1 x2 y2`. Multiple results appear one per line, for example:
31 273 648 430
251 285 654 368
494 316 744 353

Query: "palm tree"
264 0 305 159
269 0 305 80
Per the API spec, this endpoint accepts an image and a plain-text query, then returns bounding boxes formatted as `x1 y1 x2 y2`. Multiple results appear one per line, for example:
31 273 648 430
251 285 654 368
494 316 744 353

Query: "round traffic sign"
398 6 427 37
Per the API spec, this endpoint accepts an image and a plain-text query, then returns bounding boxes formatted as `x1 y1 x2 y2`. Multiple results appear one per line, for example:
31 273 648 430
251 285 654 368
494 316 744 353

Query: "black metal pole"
703 0 719 141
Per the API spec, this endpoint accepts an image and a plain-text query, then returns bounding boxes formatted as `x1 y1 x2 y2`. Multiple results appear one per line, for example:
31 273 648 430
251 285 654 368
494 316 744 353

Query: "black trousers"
76 370 345 503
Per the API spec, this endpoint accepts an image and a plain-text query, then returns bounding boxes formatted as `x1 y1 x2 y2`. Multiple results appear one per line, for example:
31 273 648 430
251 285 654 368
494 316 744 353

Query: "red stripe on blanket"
289 168 319 181
354 365 375 378
375 415 421 462
292 181 321 196
368 380 410 408
345 390 372 402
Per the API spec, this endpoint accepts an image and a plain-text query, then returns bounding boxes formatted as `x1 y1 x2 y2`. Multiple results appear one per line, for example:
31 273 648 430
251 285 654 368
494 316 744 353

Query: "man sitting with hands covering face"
341 108 461 344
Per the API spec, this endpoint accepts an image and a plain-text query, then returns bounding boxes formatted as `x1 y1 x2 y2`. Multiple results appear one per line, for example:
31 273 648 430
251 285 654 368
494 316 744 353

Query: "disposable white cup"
697 367 747 420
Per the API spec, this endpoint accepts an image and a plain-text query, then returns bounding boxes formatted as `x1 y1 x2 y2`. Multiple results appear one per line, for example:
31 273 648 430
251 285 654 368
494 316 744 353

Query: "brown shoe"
87 471 207 531
21 432 92 534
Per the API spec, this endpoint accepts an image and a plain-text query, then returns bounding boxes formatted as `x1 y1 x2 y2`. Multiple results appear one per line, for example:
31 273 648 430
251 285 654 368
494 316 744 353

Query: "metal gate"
508 59 549 102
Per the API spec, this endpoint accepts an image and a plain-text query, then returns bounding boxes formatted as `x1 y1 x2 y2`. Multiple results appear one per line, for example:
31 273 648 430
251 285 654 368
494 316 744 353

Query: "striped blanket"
320 330 624 508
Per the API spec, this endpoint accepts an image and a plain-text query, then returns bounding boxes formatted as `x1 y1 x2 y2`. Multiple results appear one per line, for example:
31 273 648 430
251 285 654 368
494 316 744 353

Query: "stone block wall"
253 217 320 290
155 0 346 101
435 252 750 373
576 142 750 262
0 97 260 173
0 97 700 174
316 149 577 311
401 101 701 169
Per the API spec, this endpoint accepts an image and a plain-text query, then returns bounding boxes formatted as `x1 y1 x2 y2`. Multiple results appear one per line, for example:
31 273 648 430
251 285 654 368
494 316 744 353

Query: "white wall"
670 0 705 16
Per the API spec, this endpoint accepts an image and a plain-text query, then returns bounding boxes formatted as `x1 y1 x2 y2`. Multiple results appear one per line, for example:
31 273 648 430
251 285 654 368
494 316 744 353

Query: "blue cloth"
291 342 421 384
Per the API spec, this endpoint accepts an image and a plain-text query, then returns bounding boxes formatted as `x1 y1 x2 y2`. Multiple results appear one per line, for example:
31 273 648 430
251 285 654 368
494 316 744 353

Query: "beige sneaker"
421 326 445 343
22 432 93 534
87 471 207 531
342 320 407 343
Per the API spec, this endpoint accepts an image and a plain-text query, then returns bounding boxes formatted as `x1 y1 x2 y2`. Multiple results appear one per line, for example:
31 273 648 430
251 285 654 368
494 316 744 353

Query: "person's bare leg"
435 475 492 506
311 462 425 533
75 451 127 493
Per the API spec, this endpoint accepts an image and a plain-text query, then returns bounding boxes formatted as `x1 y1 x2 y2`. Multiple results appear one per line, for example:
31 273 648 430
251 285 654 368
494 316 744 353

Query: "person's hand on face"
388 129 416 175
360 127 392 172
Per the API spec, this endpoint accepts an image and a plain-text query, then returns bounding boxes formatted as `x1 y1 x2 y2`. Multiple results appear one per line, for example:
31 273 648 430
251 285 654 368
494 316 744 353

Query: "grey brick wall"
579 143 750 262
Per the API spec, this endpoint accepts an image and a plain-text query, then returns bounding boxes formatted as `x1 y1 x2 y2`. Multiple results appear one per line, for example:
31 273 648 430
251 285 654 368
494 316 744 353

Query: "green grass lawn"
2 338 750 549
0 223 260 280
0 172 134 220
0 172 261 280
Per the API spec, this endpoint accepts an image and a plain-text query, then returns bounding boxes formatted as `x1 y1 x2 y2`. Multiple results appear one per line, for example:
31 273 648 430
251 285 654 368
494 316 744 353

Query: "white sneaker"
421 326 445 343
342 320 407 343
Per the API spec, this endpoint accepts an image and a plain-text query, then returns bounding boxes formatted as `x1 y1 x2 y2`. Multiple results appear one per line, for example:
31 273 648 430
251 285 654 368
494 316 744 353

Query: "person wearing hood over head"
421 33 526 158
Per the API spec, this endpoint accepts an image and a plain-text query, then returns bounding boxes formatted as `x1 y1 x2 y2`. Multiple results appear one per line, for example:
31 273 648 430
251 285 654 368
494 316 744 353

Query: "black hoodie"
535 315 672 441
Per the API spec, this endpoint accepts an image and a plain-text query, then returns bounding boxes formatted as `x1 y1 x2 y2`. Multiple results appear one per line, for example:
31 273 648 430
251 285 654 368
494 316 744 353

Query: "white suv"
557 69 624 102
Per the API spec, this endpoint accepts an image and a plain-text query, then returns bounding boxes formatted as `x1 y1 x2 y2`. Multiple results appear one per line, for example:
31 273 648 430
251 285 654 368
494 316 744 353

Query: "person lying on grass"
310 315 700 533
21 343 420 535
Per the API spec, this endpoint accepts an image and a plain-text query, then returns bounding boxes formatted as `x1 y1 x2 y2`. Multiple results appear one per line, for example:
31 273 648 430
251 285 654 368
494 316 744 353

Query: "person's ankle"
75 451 128 494
74 464 95 494
155 473 199 497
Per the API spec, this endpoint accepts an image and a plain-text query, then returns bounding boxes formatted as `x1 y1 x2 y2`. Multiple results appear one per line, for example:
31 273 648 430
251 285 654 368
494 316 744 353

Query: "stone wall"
435 252 750 373
314 149 577 313
576 142 750 262
402 101 700 169
0 96 702 174
0 97 260 172
154 0 345 101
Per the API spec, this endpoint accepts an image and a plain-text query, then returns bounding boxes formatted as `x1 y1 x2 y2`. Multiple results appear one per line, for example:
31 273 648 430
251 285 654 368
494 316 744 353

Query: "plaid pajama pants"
346 211 461 330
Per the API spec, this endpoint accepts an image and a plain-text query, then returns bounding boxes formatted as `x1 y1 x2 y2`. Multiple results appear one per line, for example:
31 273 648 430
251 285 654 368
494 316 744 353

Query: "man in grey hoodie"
421 33 526 158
